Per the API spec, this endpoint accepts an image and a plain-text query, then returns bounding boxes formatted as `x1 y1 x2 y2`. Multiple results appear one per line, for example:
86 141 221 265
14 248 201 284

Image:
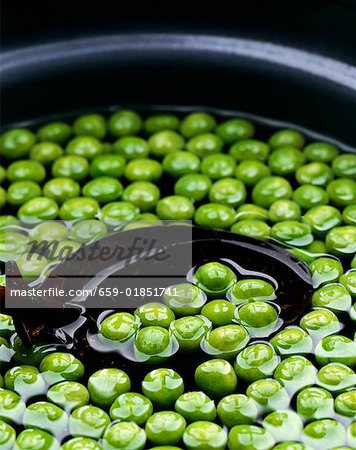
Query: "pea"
90 154 126 178
6 181 42 206
312 283 352 312
276 355 316 394
201 154 236 179
148 131 185 158
145 411 186 446
62 437 102 450
246 378 289 414
270 326 313 357
186 133 223 157
37 122 72 143
88 368 131 408
334 390 356 417
326 226 356 256
235 301 278 337
134 326 174 363
252 176 292 207
0 128 36 160
195 359 237 399
269 199 301 222
306 240 327 254
271 221 313 247
52 155 89 181
317 363 356 393
114 136 149 160
0 420 16 450
234 343 279 382
110 392 153 425
235 203 269 221
347 422 356 449
180 112 216 138
122 181 160 211
343 204 356 225
304 206 343 237
0 231 29 262
296 386 334 422
201 324 249 359
174 174 212 202
39 352 84 384
208 178 246 208
103 422 146 450
144 114 180 134
101 201 140 225
302 419 346 449
183 421 227 450
175 391 216 422
59 197 99 220
293 184 329 210
269 146 306 175
156 195 194 220
99 312 139 342
269 129 305 149
195 203 236 229
82 176 123 204
18 197 59 222
47 381 90 412
201 299 236 326
135 302 175 328
14 429 59 450
300 308 341 340
193 261 236 297
217 394 256 428
296 162 334 186
43 177 81 204
162 151 200 178
169 316 211 351
0 388 26 423
29 142 63 166
108 110 142 137
142 368 184 407
339 269 356 298
4 365 46 400
235 159 271 186
332 154 356 177
73 114 107 139
69 405 110 439
263 410 303 443
309 257 344 287
69 219 107 243
216 119 255 143
7 160 46 183
327 178 356 207
304 141 339 162
23 401 68 437
125 158 162 182
228 278 275 305
315 334 356 367
231 219 271 240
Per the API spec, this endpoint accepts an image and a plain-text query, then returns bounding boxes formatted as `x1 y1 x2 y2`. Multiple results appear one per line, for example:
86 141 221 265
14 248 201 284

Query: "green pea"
16 252 50 279
309 257 344 287
156 195 194 220
62 437 102 450
162 151 200 177
229 139 269 163
0 128 36 160
317 363 356 393
142 368 184 407
180 112 216 138
270 326 313 357
186 133 223 157
135 303 175 328
134 326 173 364
271 221 313 247
228 424 275 450
326 226 356 256
263 410 303 443
183 421 227 450
175 391 216 423
201 154 236 179
327 178 356 207
148 131 184 158
174 174 212 202
228 278 276 305
108 110 142 137
343 204 356 225
300 308 341 340
235 301 278 337
7 160 46 183
114 136 149 160
101 201 140 225
231 219 270 240
306 240 327 254
144 114 180 134
110 392 153 425
296 162 334 186
39 352 84 384
68 219 107 243
332 154 356 177
193 261 237 297
125 158 162 182
273 355 316 394
59 197 99 220
302 419 346 449
122 181 160 211
269 146 306 175
90 154 126 178
0 388 26 423
234 343 280 382
252 176 292 208
4 365 46 399
334 390 356 417
73 114 107 139
37 122 72 144
339 269 356 298
18 197 59 222
296 386 334 422
69 405 110 439
145 411 186 446
30 141 63 165
103 421 146 450
235 203 269 221
52 155 89 181
47 381 90 412
269 129 305 149
246 378 289 414
201 325 249 359
293 184 329 210
269 199 301 222
195 203 236 229
315 334 356 367
303 205 343 237
216 118 255 143
312 283 352 312
23 401 68 437
14 429 59 450
0 231 29 262
217 394 256 428
0 420 16 450
235 159 271 186
195 359 237 399
170 315 211 351
201 299 236 326
88 368 131 408
304 141 339 162
99 312 138 342
43 177 81 204
208 178 246 208
66 136 103 160
82 176 123 203
6 181 42 206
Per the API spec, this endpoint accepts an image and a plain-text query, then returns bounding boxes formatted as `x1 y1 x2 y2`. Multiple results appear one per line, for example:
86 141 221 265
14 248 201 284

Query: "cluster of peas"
0 259 356 449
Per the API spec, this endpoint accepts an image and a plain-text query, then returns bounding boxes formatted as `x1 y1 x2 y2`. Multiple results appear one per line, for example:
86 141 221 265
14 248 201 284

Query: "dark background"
1 0 356 64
